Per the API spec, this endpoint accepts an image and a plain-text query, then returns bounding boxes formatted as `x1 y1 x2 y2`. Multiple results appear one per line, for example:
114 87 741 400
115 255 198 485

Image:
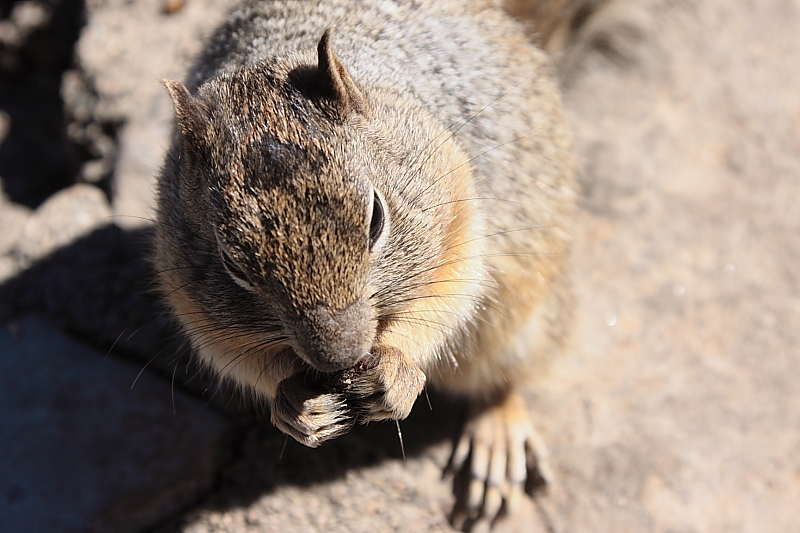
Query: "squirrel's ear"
316 28 368 116
163 79 210 147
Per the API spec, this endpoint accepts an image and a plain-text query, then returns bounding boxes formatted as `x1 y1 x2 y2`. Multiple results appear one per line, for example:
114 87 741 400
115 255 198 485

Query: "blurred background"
0 0 798 531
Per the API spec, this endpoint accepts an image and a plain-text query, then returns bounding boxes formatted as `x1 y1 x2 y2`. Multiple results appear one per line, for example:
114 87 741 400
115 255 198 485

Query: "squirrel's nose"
292 299 376 373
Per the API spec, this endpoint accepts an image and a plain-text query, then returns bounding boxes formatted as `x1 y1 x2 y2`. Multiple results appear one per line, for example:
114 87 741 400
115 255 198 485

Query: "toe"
468 432 491 512
506 484 524 515
482 423 508 521
483 485 503 522
448 391 553 527
525 430 553 492
271 379 354 447
448 431 472 474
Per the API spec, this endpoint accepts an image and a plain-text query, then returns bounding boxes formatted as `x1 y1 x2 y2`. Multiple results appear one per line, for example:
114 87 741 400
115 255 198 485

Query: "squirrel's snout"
292 300 376 373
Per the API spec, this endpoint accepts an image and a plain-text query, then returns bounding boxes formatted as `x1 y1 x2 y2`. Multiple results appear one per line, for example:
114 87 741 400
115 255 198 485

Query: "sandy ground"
0 0 798 531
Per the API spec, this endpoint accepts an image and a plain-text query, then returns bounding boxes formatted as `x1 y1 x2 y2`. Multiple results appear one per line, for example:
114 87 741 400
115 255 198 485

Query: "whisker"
381 314 462 336
215 338 290 383
420 196 523 212
398 73 537 198
105 328 128 361
108 214 218 247
405 249 564 282
371 247 556 305
381 315 482 351
160 276 204 300
440 226 560 254
380 305 479 320
279 435 289 461
396 420 405 461
380 292 508 321
370 276 497 302
171 358 179 415
151 263 213 276
410 132 536 206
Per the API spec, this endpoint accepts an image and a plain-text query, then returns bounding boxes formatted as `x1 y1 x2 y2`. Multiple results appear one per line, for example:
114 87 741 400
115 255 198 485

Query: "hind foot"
448 391 553 531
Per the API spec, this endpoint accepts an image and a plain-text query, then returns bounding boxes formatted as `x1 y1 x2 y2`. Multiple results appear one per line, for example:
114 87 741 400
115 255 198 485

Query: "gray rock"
0 315 234 533
0 254 19 283
0 193 31 256
14 183 111 265
0 223 211 399
74 0 237 228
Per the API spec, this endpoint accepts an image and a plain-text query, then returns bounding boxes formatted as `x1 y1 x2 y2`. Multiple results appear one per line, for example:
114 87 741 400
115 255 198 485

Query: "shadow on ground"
0 225 464 531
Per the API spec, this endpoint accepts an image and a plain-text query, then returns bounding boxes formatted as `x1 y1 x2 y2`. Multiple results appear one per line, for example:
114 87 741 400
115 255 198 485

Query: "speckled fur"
154 0 577 525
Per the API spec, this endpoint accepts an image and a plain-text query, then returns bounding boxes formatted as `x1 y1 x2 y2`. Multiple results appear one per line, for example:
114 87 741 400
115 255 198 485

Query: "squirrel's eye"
368 190 384 250
219 244 254 291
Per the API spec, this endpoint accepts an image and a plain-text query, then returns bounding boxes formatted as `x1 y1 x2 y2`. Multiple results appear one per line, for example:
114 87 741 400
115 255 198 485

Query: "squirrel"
154 0 579 527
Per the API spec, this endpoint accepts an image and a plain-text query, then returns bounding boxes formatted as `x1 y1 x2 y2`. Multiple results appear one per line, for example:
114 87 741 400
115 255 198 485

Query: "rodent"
153 0 576 527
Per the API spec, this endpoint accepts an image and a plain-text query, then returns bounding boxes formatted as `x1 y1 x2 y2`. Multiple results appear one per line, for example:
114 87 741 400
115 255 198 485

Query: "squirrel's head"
157 29 485 379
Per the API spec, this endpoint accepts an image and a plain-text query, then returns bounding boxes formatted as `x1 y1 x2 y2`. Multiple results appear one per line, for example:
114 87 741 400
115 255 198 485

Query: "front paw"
335 346 426 423
270 374 354 448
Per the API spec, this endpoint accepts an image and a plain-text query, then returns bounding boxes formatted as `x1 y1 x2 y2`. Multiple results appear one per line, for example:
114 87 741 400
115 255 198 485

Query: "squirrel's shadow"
0 224 466 527
190 390 465 527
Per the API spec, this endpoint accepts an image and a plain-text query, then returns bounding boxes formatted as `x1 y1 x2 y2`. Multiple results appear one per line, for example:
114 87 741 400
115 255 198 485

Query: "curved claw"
448 391 551 530
342 346 426 423
271 374 355 447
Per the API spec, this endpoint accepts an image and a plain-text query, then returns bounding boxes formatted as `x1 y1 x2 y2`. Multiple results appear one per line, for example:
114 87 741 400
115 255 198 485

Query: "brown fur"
153 0 584 526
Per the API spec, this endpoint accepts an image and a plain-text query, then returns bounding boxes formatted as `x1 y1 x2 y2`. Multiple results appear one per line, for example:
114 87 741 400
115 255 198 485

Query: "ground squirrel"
154 0 578 527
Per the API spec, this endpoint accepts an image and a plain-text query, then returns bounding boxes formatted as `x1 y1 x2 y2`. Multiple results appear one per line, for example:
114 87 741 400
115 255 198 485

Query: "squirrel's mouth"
284 346 375 395
315 353 378 394
290 342 374 374
284 300 377 373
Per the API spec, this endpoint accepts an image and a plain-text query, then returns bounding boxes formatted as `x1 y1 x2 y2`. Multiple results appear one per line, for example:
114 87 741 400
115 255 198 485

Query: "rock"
0 224 190 383
74 0 237 228
0 191 31 256
0 315 234 533
14 183 111 265
0 0 84 207
154 395 465 533
0 255 19 283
